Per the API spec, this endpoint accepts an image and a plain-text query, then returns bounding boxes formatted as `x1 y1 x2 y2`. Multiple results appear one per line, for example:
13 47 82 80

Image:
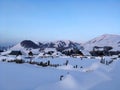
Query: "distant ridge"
83 34 120 51
11 40 83 51
3 34 120 52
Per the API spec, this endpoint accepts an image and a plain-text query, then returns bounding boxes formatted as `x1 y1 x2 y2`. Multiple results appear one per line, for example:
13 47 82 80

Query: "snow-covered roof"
38 52 44 57
63 48 74 52
1 50 11 55
44 48 57 52
80 50 91 56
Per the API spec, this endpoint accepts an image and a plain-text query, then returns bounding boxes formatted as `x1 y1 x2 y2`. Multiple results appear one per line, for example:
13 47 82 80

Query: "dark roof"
0 50 4 52
9 51 22 55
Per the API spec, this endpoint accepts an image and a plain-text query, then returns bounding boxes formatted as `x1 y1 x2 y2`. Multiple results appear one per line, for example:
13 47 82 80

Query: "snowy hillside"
9 43 39 55
0 57 120 90
40 40 83 51
11 40 40 50
83 34 120 51
9 40 83 56
11 40 83 50
10 34 120 53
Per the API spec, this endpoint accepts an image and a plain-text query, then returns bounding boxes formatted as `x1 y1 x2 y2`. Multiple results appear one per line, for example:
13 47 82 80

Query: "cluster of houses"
90 46 120 56
0 47 92 60
1 46 120 60
0 48 65 58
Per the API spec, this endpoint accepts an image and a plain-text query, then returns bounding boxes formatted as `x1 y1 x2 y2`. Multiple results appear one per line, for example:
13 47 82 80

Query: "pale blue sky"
0 0 120 45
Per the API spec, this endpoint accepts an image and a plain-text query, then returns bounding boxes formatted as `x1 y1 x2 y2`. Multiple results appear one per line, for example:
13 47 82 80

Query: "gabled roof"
9 51 22 55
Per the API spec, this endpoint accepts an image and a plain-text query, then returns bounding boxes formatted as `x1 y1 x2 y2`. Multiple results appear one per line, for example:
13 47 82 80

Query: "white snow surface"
54 40 72 48
10 43 40 55
0 57 120 90
80 50 91 56
84 34 120 51
10 43 24 50
44 48 57 52
1 50 11 55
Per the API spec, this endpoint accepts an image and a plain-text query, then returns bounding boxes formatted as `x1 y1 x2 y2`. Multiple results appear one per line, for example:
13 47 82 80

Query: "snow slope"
0 57 120 90
10 40 83 54
10 43 40 55
84 34 120 51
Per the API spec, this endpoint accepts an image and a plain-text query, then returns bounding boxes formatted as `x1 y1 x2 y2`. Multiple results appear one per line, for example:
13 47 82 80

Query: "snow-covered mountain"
7 34 120 54
84 34 120 51
43 40 83 51
10 40 83 54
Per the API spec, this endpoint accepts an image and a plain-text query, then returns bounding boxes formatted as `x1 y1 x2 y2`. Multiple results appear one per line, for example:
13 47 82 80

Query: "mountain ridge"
10 40 83 51
83 34 120 51
2 34 120 52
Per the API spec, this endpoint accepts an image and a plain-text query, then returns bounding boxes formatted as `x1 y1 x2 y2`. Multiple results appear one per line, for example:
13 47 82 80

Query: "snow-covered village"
0 0 120 90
